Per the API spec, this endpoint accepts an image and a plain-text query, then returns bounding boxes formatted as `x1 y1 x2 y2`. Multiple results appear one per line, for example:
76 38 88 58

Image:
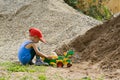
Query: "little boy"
18 27 52 66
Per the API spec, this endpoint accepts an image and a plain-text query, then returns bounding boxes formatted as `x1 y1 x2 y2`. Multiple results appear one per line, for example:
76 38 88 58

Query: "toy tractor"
42 50 74 68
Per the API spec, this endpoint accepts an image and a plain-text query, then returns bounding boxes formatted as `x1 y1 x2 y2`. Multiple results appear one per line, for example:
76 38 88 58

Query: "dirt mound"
56 15 120 79
0 0 101 61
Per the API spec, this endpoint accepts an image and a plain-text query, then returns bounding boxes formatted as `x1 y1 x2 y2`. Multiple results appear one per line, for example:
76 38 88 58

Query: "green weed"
0 77 6 80
80 77 91 80
20 76 33 80
38 74 46 80
64 0 112 20
0 62 47 72
80 76 104 80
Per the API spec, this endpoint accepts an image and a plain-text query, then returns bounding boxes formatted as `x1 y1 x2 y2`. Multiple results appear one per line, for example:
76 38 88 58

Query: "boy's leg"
35 48 49 66
29 49 36 65
35 55 49 66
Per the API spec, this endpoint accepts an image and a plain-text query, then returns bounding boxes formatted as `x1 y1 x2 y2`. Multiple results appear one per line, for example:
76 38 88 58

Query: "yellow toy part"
50 62 56 67
63 58 69 65
41 57 45 61
56 60 63 63
51 55 58 59
63 52 67 56
50 52 58 59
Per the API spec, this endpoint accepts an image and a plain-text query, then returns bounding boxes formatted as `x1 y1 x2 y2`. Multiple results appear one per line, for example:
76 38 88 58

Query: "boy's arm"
31 43 48 58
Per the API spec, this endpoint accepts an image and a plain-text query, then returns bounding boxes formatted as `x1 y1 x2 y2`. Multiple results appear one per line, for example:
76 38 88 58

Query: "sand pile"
0 0 100 61
56 15 120 79
57 15 120 68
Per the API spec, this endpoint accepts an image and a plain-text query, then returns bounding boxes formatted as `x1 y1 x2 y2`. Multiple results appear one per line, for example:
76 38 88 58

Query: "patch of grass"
0 77 6 80
0 76 10 80
38 74 46 80
20 76 33 80
80 77 104 80
0 62 47 73
80 77 91 80
0 62 48 80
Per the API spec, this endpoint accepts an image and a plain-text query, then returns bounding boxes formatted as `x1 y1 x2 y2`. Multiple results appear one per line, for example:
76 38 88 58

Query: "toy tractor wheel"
67 63 72 68
57 62 63 68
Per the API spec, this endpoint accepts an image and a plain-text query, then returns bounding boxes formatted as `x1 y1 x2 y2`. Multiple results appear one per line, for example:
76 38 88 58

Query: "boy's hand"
46 56 53 59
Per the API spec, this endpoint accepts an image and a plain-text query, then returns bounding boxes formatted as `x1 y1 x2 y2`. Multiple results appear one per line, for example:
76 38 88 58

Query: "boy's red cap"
29 27 46 43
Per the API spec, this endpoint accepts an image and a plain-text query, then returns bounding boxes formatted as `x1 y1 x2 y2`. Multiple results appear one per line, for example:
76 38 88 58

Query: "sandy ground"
1 0 119 80
47 61 120 80
47 62 104 80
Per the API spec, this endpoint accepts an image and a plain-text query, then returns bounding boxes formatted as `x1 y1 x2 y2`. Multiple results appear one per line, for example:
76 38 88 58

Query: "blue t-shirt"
18 40 34 65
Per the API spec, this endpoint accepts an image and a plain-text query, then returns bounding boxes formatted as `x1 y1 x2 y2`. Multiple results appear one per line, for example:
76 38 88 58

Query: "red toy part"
57 62 63 68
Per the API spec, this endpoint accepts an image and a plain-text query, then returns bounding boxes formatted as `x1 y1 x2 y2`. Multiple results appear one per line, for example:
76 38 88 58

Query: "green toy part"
43 50 74 68
65 50 74 58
